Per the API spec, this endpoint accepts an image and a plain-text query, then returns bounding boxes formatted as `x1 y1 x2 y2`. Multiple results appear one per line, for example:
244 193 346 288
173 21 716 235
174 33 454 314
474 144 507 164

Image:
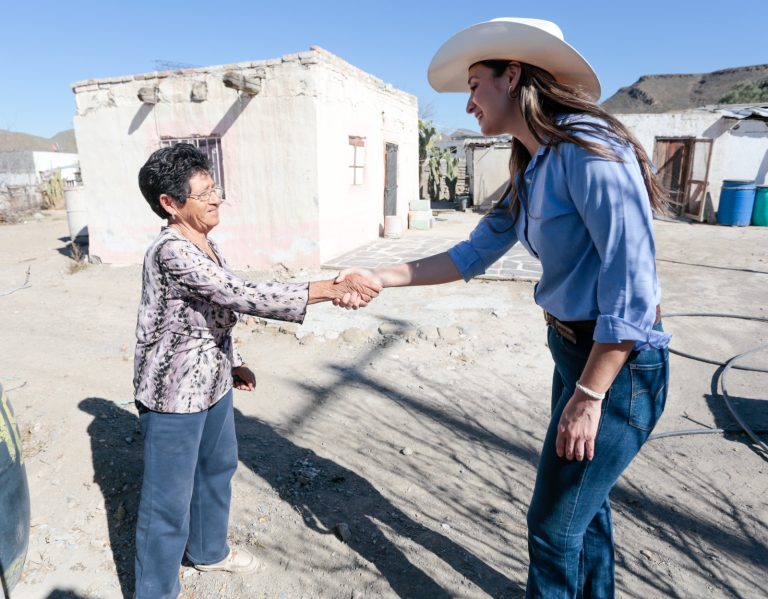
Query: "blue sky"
3 1 765 138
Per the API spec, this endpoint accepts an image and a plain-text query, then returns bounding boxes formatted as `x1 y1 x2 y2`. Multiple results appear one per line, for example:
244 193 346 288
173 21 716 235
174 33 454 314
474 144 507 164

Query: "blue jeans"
134 390 237 599
526 325 668 599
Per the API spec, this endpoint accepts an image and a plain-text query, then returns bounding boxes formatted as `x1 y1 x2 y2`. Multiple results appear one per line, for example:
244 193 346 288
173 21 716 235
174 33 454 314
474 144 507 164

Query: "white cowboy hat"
428 18 601 101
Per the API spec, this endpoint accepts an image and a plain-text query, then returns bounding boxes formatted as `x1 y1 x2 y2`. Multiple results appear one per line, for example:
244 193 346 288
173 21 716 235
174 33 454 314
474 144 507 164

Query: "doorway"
653 137 713 220
384 143 398 217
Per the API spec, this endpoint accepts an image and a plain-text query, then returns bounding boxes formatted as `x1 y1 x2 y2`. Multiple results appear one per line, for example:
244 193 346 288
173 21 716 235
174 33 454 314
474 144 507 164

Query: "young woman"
337 18 670 598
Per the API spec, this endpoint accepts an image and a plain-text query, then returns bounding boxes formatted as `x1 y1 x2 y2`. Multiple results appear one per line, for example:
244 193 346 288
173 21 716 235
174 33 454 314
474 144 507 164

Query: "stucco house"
0 151 79 189
616 104 768 221
71 46 418 268
0 150 80 218
432 131 510 209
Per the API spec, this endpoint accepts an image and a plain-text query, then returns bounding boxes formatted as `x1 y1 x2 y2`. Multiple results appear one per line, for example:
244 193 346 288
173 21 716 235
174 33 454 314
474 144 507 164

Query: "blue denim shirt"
448 115 670 350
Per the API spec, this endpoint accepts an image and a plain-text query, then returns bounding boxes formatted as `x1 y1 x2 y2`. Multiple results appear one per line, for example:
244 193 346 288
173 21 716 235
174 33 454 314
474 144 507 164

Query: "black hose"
648 428 768 439
665 312 768 373
647 312 767 454
720 342 768 454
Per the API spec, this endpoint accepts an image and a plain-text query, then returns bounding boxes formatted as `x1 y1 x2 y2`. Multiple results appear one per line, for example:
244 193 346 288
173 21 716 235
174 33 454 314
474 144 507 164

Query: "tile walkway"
322 236 542 281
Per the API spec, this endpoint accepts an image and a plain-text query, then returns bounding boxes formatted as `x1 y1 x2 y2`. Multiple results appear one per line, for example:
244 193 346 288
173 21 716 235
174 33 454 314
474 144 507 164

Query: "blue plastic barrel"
0 382 30 594
718 180 756 226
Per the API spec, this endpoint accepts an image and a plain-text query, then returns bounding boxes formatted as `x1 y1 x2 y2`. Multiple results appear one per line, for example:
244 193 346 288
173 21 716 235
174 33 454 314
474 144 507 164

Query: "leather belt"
543 311 595 344
544 306 662 345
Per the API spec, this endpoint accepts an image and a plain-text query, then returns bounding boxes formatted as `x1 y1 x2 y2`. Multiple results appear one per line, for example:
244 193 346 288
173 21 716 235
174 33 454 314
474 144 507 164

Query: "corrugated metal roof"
700 103 768 119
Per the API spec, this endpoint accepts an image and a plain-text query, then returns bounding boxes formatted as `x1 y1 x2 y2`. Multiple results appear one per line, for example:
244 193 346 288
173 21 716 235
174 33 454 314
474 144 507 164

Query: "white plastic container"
64 187 88 242
383 215 403 239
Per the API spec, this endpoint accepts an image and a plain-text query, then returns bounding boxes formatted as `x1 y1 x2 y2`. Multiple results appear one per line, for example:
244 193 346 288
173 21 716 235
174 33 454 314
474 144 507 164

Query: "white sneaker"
193 546 261 573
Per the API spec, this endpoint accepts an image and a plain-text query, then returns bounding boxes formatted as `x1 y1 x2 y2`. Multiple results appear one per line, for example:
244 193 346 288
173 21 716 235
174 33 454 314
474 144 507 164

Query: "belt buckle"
544 311 578 344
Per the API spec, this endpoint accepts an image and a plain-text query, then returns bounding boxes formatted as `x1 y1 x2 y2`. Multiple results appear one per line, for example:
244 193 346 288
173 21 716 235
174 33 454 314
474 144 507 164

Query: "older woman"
337 18 670 598
133 143 380 599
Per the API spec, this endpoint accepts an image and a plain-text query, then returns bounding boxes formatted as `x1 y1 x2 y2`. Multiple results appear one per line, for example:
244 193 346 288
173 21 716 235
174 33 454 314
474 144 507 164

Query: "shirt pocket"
628 350 668 432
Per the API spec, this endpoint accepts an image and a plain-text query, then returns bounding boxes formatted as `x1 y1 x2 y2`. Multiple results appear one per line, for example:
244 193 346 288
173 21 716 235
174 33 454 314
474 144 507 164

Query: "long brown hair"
479 60 668 216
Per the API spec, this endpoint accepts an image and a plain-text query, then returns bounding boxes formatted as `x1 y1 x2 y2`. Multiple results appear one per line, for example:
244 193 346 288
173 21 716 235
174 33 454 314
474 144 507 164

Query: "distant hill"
0 128 77 153
444 128 481 140
603 64 768 114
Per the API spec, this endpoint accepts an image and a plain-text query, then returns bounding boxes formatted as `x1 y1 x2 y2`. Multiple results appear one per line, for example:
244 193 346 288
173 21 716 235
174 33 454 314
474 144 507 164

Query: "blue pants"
134 390 237 599
526 326 668 599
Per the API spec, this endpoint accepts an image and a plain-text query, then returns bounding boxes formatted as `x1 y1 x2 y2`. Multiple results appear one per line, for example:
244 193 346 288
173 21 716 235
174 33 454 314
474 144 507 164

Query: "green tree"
719 81 768 104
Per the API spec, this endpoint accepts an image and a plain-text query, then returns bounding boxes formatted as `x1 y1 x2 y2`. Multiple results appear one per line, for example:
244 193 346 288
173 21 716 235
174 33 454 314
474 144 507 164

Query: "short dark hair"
138 143 211 219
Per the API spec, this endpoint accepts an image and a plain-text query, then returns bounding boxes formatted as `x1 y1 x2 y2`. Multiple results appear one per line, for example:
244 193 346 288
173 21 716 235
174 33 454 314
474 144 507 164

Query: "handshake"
330 268 384 310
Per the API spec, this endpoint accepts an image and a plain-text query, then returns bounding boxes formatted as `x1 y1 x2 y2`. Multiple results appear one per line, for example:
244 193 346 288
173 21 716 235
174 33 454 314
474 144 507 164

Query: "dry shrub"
68 242 88 274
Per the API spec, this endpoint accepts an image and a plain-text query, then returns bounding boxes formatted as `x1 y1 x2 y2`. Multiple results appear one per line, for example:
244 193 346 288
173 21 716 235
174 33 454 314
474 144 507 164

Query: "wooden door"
384 143 398 217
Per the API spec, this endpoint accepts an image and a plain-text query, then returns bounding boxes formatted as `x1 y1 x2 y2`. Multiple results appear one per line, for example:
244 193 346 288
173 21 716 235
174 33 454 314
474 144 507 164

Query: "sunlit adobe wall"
312 48 418 262
72 54 323 269
617 111 768 211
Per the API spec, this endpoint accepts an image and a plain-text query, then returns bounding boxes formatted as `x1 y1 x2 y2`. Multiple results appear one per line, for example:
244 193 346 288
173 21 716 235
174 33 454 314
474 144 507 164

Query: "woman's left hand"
556 393 602 461
232 365 256 391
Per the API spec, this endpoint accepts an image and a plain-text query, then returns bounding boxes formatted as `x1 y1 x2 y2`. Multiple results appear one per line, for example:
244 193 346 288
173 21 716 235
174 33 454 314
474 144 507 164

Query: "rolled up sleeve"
447 201 519 282
564 141 670 349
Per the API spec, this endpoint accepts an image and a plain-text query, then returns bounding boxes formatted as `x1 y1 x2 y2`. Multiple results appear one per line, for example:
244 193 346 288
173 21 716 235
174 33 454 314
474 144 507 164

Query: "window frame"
160 136 225 191
348 135 366 186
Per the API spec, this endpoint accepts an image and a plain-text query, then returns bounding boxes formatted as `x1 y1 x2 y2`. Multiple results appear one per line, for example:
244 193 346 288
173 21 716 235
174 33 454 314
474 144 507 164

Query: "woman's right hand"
334 269 384 309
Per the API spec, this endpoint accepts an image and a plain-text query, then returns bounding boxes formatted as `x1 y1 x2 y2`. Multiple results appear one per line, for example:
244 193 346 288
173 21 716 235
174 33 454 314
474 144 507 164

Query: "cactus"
419 120 439 200
443 149 459 201
419 120 438 162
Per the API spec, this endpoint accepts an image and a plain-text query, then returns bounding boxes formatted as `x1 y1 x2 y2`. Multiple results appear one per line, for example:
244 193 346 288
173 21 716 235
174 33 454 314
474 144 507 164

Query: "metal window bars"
160 136 225 192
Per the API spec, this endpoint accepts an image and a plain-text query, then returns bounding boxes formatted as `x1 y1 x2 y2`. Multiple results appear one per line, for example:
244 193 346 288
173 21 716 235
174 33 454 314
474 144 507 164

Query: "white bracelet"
575 380 605 401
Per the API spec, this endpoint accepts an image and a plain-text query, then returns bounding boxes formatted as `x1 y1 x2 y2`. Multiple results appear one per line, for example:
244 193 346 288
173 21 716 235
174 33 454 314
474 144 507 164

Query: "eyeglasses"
187 185 225 203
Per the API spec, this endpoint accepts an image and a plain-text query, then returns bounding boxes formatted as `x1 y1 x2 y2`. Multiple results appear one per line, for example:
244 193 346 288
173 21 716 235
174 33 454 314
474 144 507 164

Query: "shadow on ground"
235 409 523 599
79 398 142 599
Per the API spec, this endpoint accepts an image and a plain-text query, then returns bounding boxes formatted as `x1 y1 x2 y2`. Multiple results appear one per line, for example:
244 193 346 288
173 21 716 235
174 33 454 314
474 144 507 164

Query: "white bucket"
383 215 402 239
64 187 88 242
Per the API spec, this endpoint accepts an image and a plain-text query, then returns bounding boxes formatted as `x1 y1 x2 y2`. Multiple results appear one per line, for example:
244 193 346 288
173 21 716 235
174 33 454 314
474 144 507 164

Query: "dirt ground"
1 210 766 599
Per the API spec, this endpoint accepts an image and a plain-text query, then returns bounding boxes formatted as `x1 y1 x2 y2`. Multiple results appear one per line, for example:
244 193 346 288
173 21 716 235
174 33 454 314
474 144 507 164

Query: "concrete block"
409 199 431 211
409 220 430 230
408 210 432 230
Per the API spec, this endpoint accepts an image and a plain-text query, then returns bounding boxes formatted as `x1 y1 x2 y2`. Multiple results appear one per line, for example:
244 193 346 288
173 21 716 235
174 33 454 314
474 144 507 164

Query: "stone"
342 327 371 345
438 325 462 344
403 327 420 343
137 86 160 104
222 71 262 95
190 80 208 102
400 447 413 456
378 323 402 336
279 323 299 335
298 333 315 346
418 326 440 342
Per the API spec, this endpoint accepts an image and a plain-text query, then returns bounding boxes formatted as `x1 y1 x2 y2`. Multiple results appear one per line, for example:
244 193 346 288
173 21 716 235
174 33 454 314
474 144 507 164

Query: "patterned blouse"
133 227 309 413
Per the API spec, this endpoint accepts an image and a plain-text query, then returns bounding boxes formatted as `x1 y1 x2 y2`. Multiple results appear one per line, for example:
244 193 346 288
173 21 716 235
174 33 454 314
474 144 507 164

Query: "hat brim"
428 19 601 101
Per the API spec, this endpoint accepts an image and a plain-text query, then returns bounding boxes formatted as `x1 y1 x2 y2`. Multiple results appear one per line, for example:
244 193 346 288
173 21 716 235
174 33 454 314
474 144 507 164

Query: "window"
348 136 365 185
160 136 225 190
